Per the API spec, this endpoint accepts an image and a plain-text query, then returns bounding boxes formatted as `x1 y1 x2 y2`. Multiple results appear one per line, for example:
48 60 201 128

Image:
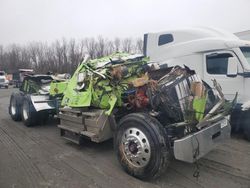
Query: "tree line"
0 36 143 74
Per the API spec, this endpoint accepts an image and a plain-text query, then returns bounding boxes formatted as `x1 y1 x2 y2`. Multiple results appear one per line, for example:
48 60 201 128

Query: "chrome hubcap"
121 128 151 167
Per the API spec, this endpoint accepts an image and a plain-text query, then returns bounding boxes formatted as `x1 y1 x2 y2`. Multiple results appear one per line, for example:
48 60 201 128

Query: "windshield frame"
240 46 250 67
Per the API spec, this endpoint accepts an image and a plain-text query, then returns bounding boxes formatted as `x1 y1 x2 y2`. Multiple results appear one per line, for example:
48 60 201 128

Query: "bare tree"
105 40 115 55
8 44 22 72
135 38 143 53
68 39 83 73
85 38 97 59
114 38 120 52
122 38 132 53
0 45 4 68
96 36 106 58
29 42 40 70
0 36 143 74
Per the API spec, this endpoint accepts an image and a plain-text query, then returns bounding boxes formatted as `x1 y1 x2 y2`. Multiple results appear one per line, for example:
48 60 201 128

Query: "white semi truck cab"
143 27 250 139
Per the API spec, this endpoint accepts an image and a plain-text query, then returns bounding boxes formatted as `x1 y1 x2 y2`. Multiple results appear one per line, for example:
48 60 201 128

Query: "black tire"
242 111 250 141
21 96 38 127
230 107 243 133
114 113 170 180
9 93 22 121
5 85 8 89
243 125 250 141
38 110 50 125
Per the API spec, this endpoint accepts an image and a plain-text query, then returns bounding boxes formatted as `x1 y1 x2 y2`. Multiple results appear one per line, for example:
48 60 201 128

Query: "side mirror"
227 57 238 77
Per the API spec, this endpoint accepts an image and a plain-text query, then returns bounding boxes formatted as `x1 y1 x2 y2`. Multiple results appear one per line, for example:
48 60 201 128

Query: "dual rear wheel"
9 93 48 127
9 93 22 121
21 97 38 127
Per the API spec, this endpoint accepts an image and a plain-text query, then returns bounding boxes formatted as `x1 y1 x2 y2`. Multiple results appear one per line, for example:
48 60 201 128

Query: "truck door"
203 51 244 101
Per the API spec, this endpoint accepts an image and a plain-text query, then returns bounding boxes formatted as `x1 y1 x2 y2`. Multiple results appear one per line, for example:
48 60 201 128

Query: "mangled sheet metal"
61 52 233 130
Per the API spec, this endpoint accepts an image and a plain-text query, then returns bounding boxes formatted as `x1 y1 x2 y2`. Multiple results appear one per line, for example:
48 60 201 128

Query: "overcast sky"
0 0 250 45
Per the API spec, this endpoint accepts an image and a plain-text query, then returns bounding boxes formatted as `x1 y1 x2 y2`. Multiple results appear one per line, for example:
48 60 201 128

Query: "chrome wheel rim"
121 127 151 167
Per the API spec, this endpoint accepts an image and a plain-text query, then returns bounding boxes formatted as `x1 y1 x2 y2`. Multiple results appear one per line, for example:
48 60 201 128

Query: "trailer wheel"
9 93 22 121
115 113 170 179
21 97 37 127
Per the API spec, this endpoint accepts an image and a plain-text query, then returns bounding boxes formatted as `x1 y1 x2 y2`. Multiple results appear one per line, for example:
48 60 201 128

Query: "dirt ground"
0 88 250 188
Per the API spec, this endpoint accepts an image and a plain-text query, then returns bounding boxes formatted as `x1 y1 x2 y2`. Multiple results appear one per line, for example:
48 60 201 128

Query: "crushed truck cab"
8 53 233 179
56 53 234 179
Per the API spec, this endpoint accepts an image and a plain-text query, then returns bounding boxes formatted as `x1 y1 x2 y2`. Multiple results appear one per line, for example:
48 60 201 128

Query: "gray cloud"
0 0 250 45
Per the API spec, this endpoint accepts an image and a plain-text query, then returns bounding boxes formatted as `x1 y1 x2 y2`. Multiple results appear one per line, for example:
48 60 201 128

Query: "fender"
30 95 56 112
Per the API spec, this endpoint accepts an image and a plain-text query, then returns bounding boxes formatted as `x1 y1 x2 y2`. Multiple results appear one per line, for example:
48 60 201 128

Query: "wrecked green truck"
9 53 234 179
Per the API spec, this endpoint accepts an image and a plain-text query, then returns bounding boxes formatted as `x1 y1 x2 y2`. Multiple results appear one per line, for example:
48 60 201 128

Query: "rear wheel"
21 97 38 127
9 94 22 121
115 113 170 179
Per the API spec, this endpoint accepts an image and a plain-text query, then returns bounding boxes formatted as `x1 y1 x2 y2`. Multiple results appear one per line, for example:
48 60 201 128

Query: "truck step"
59 108 82 114
82 110 102 117
58 124 82 134
58 109 112 143
80 131 97 138
61 134 81 145
59 127 81 145
58 113 83 124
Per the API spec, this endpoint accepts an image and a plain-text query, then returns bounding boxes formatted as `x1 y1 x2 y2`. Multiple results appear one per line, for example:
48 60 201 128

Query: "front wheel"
114 113 170 179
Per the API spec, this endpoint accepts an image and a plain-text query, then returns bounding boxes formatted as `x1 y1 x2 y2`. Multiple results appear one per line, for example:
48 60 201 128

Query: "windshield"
240 47 250 65
0 72 5 76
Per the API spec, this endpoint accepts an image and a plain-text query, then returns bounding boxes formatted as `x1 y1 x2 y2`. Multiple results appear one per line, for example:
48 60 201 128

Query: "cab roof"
145 27 250 62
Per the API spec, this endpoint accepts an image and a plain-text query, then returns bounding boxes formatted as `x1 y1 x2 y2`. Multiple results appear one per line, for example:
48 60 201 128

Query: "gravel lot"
0 88 250 188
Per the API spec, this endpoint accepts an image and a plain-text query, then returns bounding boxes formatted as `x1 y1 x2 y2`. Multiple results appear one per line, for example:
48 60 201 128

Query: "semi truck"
9 53 234 179
143 27 250 140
